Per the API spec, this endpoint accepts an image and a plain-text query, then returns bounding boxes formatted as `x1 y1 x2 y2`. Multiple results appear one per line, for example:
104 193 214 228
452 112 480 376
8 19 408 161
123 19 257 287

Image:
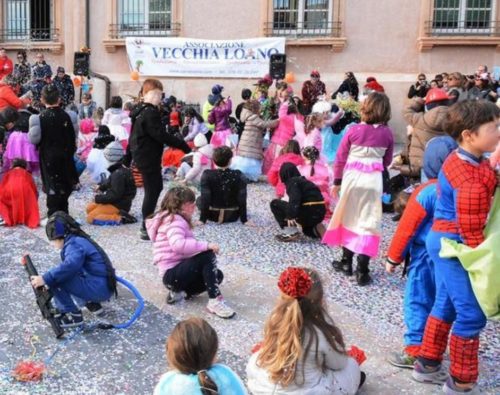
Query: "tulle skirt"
231 156 262 182
210 128 232 148
3 132 39 173
261 142 283 175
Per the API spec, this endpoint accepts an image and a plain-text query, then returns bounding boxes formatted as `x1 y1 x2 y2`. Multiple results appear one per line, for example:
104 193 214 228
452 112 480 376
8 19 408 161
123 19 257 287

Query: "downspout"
85 0 111 108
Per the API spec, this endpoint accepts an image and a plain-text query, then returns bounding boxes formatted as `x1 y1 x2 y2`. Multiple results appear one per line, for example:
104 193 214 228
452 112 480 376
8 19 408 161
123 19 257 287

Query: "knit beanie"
194 133 208 148
103 141 124 164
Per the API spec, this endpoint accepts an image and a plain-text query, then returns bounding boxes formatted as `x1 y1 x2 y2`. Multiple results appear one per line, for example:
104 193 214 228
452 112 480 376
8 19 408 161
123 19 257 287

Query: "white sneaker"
207 296 235 319
166 290 186 305
40 218 48 227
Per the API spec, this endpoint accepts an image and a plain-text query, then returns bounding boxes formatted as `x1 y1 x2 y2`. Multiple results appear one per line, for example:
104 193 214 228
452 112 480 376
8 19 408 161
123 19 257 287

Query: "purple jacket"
146 213 209 276
333 123 394 184
208 98 232 131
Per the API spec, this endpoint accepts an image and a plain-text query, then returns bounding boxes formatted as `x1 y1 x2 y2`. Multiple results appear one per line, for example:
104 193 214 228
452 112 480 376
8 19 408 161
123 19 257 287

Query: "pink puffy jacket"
146 213 209 276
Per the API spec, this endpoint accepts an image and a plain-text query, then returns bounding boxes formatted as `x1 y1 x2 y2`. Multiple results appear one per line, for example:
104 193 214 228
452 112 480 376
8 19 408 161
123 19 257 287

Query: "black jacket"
280 163 324 219
199 168 247 223
129 103 191 173
95 163 137 212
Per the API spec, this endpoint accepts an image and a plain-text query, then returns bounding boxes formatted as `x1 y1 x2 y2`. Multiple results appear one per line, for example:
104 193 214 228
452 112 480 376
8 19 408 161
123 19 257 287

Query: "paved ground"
0 176 498 394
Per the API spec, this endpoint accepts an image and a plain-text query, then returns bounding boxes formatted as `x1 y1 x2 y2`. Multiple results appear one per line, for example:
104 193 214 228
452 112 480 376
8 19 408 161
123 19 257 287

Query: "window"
2 0 55 41
116 0 175 37
431 0 497 35
271 0 338 37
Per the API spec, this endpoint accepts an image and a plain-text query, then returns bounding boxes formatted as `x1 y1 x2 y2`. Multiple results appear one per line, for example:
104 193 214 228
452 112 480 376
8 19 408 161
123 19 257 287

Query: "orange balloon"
73 77 81 87
130 71 140 81
284 72 295 84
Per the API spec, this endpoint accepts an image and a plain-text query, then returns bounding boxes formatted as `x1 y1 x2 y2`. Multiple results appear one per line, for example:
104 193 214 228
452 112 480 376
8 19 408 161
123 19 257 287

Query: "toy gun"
21 255 64 339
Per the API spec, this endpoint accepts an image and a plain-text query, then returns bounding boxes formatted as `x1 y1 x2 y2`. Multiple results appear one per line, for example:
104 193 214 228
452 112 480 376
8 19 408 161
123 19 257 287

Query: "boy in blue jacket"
30 211 117 328
385 135 457 368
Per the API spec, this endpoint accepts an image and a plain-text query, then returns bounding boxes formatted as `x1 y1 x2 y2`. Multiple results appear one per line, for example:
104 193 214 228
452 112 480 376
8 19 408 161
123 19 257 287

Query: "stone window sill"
0 41 64 54
417 36 500 51
285 37 347 52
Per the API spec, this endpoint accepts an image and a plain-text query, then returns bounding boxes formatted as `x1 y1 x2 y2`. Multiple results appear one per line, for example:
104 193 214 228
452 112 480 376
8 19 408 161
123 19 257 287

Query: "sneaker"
207 296 235 319
443 377 479 394
85 302 104 316
387 350 417 369
166 290 186 305
58 311 84 328
140 227 150 241
0 217 5 226
275 232 301 242
412 360 448 384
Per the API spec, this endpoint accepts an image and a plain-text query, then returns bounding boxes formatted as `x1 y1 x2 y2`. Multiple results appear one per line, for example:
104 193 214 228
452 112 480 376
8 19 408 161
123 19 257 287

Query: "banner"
125 37 285 78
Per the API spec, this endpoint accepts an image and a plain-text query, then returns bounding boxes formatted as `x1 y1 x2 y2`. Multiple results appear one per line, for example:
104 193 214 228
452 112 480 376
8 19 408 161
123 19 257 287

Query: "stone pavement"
0 180 498 394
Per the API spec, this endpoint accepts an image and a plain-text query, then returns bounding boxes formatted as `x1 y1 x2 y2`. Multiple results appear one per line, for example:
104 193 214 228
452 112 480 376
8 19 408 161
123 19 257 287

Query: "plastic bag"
440 191 500 320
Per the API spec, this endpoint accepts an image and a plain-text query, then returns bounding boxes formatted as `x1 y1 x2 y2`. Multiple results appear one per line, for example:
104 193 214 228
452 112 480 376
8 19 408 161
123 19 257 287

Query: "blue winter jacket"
43 235 109 287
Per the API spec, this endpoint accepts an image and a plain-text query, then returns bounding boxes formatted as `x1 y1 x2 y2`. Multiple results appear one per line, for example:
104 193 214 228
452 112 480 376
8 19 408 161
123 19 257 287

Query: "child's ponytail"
166 318 219 394
301 146 320 177
197 370 219 395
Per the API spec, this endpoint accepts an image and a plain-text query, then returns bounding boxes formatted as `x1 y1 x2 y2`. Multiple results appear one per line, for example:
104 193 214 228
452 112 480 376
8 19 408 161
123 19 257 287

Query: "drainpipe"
85 0 111 108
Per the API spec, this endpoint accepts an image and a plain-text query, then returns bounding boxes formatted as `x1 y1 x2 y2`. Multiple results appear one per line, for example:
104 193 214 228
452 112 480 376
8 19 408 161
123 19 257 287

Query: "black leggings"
270 199 326 238
47 191 71 217
140 168 163 226
162 251 223 299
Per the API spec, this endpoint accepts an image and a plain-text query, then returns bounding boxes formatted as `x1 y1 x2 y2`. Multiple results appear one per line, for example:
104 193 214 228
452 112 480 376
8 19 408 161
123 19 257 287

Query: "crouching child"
29 212 117 328
86 141 137 225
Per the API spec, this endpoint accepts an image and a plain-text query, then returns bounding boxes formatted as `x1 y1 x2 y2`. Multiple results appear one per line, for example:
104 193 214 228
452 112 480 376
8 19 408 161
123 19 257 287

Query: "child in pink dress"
267 139 304 198
295 113 323 152
77 118 96 162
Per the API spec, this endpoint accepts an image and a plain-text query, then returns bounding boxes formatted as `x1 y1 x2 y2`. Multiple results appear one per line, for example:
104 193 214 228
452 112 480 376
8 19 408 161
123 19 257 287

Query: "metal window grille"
429 0 499 35
115 0 175 37
2 0 56 42
270 0 338 37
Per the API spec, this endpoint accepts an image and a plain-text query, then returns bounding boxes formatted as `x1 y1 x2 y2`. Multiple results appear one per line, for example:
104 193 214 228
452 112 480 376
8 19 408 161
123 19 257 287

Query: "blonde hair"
257 269 346 387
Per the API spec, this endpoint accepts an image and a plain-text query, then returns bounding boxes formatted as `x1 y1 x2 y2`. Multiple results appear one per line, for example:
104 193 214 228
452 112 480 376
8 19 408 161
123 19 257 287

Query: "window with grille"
432 0 496 35
271 0 337 37
3 0 54 41
117 0 174 37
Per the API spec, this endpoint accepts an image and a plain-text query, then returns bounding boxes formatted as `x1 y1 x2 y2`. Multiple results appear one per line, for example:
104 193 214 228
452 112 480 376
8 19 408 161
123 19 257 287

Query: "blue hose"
111 276 145 329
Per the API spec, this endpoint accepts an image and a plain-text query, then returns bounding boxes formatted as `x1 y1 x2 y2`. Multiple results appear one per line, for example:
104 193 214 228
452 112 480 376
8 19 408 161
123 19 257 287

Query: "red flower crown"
278 267 313 299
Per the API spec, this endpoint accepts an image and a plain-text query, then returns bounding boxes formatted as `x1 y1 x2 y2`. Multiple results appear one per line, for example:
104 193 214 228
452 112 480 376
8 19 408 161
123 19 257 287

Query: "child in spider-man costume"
385 135 457 369
411 101 499 395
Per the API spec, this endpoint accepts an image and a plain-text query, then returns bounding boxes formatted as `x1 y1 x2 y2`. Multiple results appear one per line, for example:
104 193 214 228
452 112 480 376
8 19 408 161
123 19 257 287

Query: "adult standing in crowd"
13 50 31 88
53 67 75 108
446 72 467 104
0 48 13 81
468 73 497 102
331 71 359 101
31 53 52 101
407 74 429 99
301 69 326 114
129 79 191 240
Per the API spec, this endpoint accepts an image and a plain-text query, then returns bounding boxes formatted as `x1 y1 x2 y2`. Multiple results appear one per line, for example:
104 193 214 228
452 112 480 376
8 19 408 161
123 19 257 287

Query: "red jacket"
0 83 28 110
0 167 39 228
0 56 13 80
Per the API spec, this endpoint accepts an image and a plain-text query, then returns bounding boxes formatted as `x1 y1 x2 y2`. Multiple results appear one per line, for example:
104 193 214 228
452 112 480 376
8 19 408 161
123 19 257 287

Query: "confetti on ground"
0 173 498 394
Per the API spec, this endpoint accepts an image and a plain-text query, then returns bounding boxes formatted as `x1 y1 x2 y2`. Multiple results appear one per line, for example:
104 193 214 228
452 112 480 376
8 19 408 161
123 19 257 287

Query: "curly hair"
257 268 346 387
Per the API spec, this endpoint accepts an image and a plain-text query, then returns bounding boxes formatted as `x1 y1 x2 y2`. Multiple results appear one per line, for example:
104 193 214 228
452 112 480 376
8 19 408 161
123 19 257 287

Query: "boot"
355 254 371 286
332 247 354 276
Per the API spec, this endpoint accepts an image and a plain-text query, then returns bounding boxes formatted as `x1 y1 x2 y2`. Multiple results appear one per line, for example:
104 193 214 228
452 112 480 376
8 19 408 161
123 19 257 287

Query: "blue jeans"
51 272 112 313
426 230 486 338
403 244 435 346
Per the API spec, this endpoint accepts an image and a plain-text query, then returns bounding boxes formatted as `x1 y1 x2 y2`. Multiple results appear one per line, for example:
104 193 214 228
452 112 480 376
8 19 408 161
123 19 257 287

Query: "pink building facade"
0 0 499 140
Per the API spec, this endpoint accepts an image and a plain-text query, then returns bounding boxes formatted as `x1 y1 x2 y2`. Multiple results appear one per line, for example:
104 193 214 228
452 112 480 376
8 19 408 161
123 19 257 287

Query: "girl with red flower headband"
246 267 366 394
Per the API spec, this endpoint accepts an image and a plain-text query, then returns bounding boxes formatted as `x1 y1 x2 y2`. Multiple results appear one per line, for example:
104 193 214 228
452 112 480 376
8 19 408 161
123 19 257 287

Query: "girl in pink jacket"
146 186 235 319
